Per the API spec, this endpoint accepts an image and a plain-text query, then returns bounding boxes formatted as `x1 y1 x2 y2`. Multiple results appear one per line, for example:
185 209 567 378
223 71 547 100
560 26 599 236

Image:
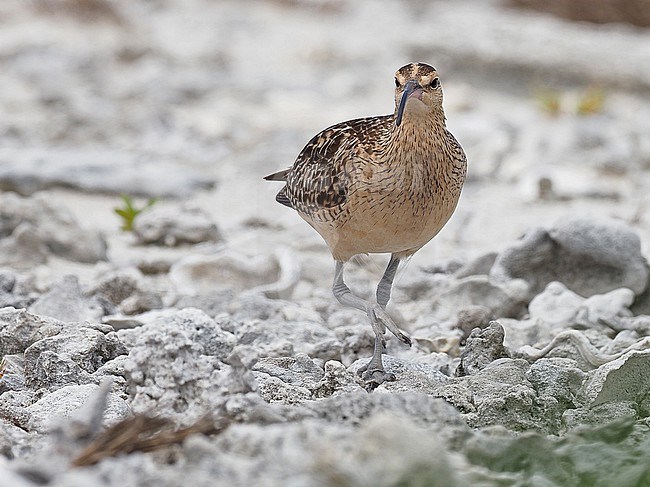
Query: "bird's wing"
283 116 392 217
445 130 468 178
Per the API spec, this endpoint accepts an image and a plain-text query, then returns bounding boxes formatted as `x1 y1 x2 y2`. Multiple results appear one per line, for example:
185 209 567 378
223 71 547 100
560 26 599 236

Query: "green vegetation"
535 87 562 116
463 416 650 487
535 86 606 116
114 194 157 232
577 86 607 115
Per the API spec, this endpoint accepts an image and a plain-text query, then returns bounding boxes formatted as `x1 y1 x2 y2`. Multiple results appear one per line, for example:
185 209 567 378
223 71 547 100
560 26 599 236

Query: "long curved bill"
395 80 418 127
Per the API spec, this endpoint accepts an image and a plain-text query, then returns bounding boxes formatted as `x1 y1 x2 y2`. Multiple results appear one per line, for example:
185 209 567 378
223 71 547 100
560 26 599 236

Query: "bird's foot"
367 304 412 346
357 362 396 390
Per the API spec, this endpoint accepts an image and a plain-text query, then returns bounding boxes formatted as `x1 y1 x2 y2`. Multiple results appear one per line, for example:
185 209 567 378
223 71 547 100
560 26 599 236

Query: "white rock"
133 205 222 246
0 148 214 198
528 281 583 326
491 217 649 298
26 384 130 433
170 250 299 299
581 350 650 409
0 192 106 264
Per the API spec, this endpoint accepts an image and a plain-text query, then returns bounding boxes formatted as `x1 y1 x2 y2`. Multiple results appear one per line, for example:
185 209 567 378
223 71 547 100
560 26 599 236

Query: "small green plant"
535 88 562 116
534 86 606 116
576 86 606 115
114 194 157 231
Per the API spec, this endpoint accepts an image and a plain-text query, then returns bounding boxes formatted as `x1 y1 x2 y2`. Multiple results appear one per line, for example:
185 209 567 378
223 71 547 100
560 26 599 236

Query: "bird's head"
393 63 443 127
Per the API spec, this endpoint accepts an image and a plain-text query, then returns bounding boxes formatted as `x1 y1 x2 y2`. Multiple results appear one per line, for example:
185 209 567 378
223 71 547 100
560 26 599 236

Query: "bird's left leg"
376 253 400 309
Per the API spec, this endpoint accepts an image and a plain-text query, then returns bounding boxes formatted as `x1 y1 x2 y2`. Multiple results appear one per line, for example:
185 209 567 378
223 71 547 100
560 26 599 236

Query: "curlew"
265 62 467 387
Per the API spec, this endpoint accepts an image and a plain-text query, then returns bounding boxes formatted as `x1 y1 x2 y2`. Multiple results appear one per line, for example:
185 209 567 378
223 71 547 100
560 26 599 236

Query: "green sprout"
576 86 606 116
114 195 157 232
534 88 562 116
535 85 607 117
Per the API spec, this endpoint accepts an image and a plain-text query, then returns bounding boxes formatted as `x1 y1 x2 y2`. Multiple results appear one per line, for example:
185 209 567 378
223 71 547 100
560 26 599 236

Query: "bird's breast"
333 151 461 253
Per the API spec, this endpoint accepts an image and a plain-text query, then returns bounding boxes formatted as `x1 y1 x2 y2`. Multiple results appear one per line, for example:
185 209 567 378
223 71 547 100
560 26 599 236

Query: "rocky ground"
1 0 650 486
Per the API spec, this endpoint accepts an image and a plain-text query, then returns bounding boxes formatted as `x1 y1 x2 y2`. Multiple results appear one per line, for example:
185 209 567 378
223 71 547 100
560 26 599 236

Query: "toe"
362 368 396 387
373 306 411 346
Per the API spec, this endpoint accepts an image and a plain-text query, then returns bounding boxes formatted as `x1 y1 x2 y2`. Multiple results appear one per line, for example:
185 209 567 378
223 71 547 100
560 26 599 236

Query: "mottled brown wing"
283 116 391 218
445 130 468 180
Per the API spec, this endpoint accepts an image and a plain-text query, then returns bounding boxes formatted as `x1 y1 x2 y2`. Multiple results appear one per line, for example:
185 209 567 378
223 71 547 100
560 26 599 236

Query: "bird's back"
270 115 391 221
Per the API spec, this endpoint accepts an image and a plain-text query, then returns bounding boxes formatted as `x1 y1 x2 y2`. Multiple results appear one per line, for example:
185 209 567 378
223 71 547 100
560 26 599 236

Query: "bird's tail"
263 168 290 181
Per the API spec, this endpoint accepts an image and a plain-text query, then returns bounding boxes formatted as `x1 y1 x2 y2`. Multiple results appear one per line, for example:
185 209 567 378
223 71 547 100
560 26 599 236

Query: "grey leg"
376 254 400 309
358 334 396 386
332 259 411 388
332 261 369 312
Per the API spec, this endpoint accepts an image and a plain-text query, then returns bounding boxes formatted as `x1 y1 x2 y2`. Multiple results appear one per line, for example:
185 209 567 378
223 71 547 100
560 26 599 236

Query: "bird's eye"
395 78 400 88
429 78 440 89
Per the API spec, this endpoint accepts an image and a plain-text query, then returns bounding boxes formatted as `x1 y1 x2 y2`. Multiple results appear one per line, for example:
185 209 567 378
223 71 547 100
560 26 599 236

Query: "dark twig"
72 414 228 467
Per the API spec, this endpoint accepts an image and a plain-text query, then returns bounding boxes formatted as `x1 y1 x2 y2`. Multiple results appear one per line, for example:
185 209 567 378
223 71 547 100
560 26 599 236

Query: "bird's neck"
388 108 447 150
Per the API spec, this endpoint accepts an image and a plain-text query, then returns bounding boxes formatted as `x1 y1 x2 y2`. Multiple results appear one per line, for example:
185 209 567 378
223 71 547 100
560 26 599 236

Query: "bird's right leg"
332 260 411 387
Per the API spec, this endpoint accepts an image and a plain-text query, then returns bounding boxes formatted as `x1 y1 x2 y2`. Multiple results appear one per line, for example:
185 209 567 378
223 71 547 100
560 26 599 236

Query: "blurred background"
1 0 650 271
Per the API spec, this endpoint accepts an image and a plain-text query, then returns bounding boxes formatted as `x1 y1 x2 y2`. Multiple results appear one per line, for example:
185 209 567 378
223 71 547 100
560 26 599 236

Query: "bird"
264 62 467 388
